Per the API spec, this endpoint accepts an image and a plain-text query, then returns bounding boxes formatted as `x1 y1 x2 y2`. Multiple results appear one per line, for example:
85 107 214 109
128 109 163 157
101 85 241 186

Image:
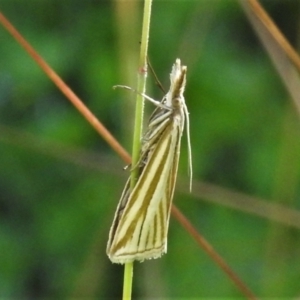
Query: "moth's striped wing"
107 117 182 264
107 59 189 264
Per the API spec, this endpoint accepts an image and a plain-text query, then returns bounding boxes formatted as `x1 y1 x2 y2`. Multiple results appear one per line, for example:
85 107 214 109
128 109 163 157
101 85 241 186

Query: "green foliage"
0 0 299 298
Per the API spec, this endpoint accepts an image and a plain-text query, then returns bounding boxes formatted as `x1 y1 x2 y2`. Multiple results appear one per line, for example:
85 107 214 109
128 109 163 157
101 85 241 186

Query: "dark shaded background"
0 0 300 298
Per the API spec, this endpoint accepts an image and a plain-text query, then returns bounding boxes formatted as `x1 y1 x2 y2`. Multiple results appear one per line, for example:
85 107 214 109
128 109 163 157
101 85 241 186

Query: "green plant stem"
130 0 152 190
122 262 133 300
122 1 152 300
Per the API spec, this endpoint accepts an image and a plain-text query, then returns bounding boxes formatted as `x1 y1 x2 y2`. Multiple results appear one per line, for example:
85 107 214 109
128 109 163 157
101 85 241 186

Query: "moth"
107 59 192 264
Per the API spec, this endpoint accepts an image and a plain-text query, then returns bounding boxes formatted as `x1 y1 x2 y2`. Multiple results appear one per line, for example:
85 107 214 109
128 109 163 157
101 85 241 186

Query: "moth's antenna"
147 56 166 94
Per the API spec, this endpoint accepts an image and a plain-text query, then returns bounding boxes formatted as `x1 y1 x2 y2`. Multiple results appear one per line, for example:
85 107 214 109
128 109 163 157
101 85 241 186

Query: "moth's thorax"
170 69 186 99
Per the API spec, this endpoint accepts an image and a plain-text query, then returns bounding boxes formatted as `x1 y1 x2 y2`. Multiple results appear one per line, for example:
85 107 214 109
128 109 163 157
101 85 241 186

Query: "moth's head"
169 59 187 104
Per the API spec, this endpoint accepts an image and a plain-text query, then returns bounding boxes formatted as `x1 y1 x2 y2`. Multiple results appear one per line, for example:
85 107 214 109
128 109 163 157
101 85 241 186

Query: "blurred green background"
0 0 300 298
